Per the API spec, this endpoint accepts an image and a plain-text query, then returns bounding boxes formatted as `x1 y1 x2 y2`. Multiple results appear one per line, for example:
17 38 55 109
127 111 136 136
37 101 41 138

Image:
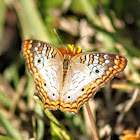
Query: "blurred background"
0 0 140 140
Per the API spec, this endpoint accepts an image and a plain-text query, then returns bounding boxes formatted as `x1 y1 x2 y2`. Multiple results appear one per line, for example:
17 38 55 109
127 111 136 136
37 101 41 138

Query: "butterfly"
22 39 127 114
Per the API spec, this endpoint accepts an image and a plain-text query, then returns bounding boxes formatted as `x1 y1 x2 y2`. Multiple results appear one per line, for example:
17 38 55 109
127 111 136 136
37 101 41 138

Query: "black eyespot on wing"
81 88 84 91
44 83 46 86
95 69 99 73
68 96 70 99
38 59 41 63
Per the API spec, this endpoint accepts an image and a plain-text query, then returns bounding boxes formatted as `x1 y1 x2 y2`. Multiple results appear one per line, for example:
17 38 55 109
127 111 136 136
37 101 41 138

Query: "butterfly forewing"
22 40 63 75
72 52 127 86
60 52 127 114
22 40 63 110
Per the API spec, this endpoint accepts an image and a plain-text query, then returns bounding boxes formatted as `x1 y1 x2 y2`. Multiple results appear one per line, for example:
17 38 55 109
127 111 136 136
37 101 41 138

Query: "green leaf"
0 90 11 108
34 95 74 140
0 135 15 140
0 0 7 46
0 111 24 140
14 0 52 42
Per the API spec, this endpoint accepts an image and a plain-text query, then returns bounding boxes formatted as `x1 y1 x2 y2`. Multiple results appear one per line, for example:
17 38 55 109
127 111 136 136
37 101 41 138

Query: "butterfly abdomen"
62 54 71 82
63 59 70 81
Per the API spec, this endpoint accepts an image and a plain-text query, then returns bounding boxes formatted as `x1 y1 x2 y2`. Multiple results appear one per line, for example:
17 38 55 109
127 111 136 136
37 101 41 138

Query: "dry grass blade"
10 76 26 113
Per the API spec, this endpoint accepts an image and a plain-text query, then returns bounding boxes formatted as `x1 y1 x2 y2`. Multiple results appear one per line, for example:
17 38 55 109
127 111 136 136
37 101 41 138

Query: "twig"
116 88 139 124
85 102 99 140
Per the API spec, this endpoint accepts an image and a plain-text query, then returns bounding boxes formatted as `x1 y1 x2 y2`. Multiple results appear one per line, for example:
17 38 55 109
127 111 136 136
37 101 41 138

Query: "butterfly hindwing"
60 64 98 114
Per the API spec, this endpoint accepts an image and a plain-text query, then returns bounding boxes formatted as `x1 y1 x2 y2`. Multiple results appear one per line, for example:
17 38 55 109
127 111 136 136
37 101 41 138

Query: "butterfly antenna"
54 29 64 46
75 35 85 46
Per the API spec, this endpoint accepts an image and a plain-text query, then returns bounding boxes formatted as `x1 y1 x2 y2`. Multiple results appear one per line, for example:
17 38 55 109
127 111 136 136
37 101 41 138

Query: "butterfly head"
64 53 71 59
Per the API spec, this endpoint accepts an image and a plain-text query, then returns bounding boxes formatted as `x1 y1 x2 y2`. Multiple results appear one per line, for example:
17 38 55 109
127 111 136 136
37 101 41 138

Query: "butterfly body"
62 54 71 83
22 39 127 114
